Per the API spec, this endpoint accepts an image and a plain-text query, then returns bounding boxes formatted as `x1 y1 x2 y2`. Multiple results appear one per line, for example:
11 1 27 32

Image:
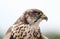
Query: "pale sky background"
0 0 60 36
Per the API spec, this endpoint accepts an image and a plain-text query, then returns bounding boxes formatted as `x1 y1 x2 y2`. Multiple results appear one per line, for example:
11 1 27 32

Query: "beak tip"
46 19 48 22
44 16 48 21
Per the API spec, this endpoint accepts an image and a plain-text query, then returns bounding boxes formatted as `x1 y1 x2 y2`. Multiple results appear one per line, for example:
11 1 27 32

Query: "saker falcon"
3 9 48 39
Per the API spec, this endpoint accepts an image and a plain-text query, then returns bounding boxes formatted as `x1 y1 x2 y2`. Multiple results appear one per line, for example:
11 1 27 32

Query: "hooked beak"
43 16 48 21
40 13 48 21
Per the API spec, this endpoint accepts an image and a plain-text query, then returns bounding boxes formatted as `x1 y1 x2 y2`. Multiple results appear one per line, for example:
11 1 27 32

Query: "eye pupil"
38 12 40 14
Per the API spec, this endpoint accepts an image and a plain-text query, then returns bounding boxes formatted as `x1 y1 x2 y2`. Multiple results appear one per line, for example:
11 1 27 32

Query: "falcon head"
23 9 48 25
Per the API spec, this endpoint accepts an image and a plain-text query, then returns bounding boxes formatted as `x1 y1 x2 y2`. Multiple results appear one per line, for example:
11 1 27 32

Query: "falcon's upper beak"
43 16 48 21
40 13 48 21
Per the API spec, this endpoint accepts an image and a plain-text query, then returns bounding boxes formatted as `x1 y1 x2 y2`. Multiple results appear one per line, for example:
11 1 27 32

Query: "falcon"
3 9 48 39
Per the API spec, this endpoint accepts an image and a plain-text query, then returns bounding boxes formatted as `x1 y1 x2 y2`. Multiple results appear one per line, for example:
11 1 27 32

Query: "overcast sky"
0 0 60 35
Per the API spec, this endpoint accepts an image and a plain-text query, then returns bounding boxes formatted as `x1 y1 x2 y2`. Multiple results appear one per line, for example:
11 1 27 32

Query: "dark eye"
38 12 40 14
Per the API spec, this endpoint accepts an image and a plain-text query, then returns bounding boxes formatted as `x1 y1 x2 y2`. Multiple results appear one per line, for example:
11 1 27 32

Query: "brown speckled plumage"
3 9 48 39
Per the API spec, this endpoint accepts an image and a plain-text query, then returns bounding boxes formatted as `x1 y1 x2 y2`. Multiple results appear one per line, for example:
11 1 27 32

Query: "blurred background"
0 0 60 39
